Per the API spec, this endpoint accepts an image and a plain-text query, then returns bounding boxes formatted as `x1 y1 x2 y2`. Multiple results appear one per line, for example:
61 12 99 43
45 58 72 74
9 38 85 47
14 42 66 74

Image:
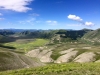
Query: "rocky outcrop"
40 51 54 62
55 50 78 63
60 48 75 54
26 48 54 63
26 47 99 63
74 52 96 63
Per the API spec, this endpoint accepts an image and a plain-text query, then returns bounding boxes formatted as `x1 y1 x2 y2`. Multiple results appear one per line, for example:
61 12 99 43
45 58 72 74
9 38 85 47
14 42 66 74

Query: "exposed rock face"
26 47 98 63
74 52 96 63
82 47 91 49
26 49 40 57
26 48 54 63
54 48 78 63
55 51 78 63
95 60 100 62
40 51 54 62
60 48 75 54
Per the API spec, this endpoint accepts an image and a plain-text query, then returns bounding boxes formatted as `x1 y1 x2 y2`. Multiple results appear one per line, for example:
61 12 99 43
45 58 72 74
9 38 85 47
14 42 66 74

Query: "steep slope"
0 47 44 71
82 29 100 42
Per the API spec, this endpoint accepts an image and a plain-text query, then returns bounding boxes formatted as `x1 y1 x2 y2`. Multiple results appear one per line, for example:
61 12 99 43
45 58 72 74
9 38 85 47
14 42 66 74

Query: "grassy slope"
50 43 88 60
0 63 100 75
46 42 100 62
1 36 100 74
0 39 48 71
4 39 49 52
82 29 100 42
3 39 100 63
0 47 44 71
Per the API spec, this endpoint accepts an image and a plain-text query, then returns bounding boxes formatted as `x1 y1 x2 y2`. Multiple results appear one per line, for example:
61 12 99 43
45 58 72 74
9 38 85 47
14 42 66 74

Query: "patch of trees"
0 29 92 43
0 35 16 43
0 30 15 36
17 30 58 39
56 29 90 40
0 44 16 49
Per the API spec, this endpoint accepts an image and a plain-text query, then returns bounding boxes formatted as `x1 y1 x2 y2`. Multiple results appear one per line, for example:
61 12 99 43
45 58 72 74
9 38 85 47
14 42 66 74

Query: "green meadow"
3 39 49 52
0 63 100 75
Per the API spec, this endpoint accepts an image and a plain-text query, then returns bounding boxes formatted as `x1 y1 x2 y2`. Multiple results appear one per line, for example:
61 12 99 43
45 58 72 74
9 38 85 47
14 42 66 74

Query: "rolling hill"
82 28 100 43
0 47 44 71
0 28 100 75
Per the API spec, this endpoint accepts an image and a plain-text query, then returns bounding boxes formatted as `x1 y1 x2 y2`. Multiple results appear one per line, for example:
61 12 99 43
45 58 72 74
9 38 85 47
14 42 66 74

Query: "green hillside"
3 39 49 52
0 63 100 75
82 28 100 43
0 47 44 71
0 29 100 74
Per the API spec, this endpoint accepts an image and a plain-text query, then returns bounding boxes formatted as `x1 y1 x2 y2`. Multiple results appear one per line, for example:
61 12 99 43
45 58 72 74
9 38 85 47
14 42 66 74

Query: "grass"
94 52 100 61
3 39 49 52
0 63 100 75
51 51 62 60
50 43 71 60
49 42 100 62
0 47 44 71
1 40 100 74
50 43 91 60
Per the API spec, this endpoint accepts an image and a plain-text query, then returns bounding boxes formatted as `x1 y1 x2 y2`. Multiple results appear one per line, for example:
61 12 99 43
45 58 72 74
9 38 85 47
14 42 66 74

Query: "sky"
0 0 100 30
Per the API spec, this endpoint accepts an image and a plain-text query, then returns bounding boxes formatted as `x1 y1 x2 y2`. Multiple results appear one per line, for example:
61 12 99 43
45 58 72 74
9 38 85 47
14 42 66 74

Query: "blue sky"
0 0 100 30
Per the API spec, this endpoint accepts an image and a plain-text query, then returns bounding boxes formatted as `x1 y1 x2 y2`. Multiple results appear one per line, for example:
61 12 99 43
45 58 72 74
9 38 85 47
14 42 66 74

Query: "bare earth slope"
26 48 54 63
74 52 96 63
0 48 44 71
26 46 99 63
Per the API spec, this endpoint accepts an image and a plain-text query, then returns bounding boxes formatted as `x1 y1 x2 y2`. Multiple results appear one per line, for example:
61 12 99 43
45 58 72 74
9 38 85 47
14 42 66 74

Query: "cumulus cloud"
46 20 57 25
0 0 33 12
68 14 95 26
85 22 94 26
68 14 82 21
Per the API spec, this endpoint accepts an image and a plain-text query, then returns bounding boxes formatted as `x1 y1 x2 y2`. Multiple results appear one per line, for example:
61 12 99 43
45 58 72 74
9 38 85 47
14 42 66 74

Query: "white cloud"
0 13 3 16
0 0 33 12
68 14 82 21
85 22 94 26
46 20 57 25
68 14 95 26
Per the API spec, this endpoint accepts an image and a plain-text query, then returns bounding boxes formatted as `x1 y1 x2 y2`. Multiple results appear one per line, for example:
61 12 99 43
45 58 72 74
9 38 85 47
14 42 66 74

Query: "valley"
0 29 100 75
